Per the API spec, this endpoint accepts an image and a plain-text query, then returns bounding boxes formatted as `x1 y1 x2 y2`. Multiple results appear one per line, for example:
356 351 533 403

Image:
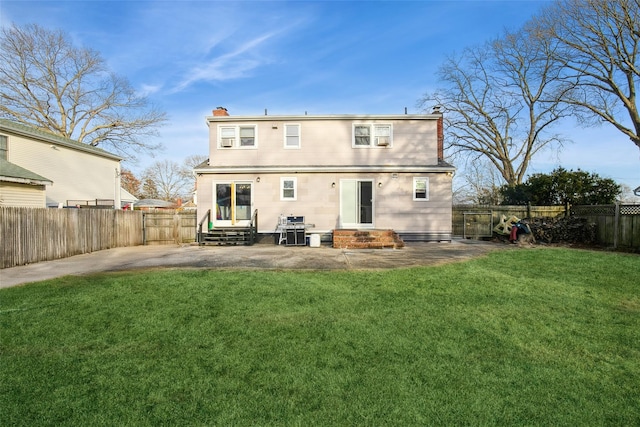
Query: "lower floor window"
413 177 429 200
281 177 297 200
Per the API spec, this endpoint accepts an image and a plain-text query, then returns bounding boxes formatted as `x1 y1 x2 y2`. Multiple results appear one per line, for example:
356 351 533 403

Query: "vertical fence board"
453 204 639 251
141 210 197 245
0 207 146 269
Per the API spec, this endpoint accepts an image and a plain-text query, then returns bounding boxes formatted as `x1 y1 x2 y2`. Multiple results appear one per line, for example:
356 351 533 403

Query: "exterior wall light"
256 177 260 183
331 182 336 188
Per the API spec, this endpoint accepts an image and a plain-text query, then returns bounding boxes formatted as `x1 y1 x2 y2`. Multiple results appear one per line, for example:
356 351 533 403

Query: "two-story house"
195 107 455 243
0 119 124 208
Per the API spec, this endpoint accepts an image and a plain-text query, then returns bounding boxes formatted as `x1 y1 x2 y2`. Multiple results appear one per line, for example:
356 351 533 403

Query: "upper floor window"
0 135 7 160
218 125 257 148
281 177 297 200
413 177 429 201
284 124 300 149
353 124 392 147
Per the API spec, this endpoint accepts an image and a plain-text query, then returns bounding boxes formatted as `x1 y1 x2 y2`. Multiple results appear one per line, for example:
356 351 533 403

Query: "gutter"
195 165 456 174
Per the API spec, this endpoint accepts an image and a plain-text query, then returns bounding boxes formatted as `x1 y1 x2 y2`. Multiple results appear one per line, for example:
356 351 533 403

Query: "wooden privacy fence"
453 204 640 250
571 204 640 250
453 205 567 239
0 208 200 269
0 207 143 269
142 210 197 245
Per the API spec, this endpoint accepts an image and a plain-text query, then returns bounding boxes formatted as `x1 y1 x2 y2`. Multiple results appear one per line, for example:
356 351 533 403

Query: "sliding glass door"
214 181 252 226
340 179 374 228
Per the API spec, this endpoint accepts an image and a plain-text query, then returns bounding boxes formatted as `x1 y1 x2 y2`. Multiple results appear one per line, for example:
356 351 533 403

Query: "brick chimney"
213 107 229 116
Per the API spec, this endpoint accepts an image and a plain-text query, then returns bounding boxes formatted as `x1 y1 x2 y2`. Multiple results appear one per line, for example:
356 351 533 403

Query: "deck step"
199 227 254 246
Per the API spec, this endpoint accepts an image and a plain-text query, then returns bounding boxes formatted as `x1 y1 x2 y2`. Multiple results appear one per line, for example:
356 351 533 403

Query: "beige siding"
197 114 453 240
0 182 46 208
197 172 452 236
5 132 120 207
208 118 438 167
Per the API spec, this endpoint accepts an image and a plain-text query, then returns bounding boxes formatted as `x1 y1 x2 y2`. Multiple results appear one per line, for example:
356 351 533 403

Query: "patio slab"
0 239 509 288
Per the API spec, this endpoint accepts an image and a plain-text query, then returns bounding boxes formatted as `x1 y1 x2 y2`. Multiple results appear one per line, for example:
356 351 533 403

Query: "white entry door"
340 179 374 228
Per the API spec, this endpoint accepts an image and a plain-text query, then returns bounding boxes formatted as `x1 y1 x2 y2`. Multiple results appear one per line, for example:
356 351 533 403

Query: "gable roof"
0 118 122 161
0 158 53 186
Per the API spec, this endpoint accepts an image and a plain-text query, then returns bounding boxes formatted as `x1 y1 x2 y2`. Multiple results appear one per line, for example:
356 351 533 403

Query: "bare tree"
453 159 504 205
532 0 640 150
0 23 167 160
420 27 569 186
181 154 208 181
142 160 192 202
180 154 208 199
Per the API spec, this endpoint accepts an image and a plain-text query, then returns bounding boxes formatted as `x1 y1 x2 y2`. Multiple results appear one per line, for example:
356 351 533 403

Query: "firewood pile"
524 216 596 244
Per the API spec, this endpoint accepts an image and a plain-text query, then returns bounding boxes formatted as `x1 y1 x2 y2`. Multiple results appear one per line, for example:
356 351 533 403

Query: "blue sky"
2 0 638 195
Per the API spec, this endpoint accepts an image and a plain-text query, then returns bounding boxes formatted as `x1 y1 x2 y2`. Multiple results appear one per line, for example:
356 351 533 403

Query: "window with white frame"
284 124 300 148
353 124 392 147
218 125 257 148
281 177 297 200
413 177 429 201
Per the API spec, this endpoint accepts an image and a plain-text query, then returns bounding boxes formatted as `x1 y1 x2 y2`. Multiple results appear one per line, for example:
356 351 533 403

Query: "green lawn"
1 247 639 426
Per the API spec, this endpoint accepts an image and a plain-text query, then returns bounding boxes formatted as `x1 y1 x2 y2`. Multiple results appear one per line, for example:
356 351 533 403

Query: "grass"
1 247 639 426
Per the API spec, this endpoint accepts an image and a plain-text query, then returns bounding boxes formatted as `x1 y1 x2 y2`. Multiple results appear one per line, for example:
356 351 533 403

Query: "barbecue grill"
276 215 312 246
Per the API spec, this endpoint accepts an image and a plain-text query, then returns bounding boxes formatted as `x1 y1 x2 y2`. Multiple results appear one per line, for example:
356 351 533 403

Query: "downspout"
114 165 122 209
437 113 444 163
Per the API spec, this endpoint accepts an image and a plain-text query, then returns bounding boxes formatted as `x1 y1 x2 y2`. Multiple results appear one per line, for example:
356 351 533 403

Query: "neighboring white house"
0 119 123 208
0 158 53 208
195 107 455 241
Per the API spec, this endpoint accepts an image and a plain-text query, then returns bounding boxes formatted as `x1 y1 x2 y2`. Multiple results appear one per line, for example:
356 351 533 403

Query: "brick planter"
332 229 405 249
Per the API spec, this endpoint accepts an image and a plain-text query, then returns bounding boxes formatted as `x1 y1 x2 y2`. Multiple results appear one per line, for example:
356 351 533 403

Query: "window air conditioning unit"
375 136 390 146
221 138 234 147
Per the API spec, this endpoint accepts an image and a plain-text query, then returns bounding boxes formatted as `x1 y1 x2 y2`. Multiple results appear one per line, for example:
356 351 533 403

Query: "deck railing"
196 209 211 244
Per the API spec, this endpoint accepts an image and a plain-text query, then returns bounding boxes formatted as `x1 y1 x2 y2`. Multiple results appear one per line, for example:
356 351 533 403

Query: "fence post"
613 202 620 249
174 213 180 245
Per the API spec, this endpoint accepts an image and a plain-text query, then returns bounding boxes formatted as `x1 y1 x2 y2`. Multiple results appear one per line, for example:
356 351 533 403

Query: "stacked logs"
524 216 596 244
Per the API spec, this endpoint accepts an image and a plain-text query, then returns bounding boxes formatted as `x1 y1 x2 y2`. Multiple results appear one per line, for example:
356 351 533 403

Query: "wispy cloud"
138 83 163 97
172 31 280 92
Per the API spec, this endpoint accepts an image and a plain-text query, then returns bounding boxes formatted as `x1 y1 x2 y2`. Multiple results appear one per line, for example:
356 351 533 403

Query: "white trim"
280 177 297 201
351 123 393 148
207 114 441 121
217 124 258 149
413 177 429 201
195 165 454 174
212 180 254 226
283 123 301 149
339 178 375 228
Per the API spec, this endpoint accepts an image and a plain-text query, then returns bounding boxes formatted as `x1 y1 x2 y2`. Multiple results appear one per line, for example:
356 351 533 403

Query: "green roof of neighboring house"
0 118 122 161
0 158 53 186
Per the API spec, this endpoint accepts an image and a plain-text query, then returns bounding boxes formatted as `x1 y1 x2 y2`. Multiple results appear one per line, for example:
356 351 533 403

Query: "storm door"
214 182 252 226
340 179 374 228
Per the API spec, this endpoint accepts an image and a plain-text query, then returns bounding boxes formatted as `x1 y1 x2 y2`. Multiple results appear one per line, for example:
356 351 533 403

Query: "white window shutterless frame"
281 177 297 200
214 181 253 226
218 125 257 148
352 124 392 147
413 177 429 201
284 124 300 148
